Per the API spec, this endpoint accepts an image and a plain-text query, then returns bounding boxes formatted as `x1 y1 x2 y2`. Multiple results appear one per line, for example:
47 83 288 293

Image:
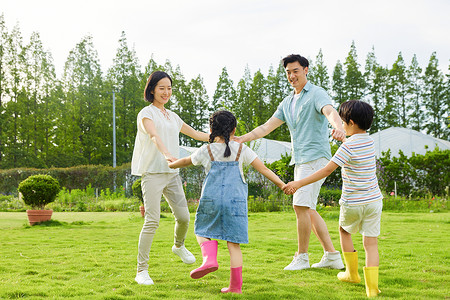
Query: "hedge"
0 163 132 196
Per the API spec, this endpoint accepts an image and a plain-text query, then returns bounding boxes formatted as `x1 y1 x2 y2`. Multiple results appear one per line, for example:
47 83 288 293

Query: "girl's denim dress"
194 144 249 244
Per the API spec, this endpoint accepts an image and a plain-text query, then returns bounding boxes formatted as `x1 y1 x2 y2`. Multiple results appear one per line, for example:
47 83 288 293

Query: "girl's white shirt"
191 141 258 183
131 104 183 176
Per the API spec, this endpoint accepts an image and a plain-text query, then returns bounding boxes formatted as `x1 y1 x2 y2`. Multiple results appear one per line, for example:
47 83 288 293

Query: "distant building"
370 127 450 158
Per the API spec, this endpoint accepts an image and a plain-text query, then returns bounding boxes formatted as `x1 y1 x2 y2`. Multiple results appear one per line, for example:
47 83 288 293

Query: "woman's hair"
339 100 374 130
144 71 172 103
209 110 237 157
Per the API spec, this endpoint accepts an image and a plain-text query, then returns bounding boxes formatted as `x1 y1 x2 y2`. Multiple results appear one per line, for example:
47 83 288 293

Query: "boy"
284 100 382 297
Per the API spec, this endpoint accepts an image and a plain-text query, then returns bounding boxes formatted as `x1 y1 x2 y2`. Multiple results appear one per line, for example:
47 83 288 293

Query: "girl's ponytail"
209 110 237 158
224 134 231 157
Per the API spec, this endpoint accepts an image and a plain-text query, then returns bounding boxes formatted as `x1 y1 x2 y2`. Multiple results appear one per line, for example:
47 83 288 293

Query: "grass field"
0 209 448 299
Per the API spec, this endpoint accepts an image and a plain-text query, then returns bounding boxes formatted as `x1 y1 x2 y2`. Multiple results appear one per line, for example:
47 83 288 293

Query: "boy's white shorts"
339 200 383 237
293 157 328 210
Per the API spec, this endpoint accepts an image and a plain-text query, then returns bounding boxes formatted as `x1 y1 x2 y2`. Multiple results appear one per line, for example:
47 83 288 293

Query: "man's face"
285 61 308 90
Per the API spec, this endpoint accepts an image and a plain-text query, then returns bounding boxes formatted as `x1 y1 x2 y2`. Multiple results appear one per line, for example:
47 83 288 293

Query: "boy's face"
342 118 365 136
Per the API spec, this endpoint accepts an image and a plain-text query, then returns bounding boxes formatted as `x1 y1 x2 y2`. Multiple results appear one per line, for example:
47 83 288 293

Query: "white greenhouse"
370 127 450 158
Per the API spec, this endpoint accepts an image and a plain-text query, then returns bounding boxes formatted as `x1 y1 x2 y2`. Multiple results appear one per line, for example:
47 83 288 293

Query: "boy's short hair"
339 100 374 130
282 54 309 68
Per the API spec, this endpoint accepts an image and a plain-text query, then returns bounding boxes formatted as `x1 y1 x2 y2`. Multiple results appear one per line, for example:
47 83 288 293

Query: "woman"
131 71 209 285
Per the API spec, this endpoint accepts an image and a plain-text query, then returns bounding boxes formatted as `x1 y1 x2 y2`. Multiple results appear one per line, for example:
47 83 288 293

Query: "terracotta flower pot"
26 209 53 225
139 205 145 217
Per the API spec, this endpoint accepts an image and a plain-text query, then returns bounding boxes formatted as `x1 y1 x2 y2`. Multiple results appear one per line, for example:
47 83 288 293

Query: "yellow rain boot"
363 266 381 297
337 251 361 283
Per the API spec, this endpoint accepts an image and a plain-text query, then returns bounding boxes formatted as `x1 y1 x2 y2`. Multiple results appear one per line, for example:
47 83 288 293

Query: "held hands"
164 153 177 163
282 181 303 195
232 136 244 143
331 128 346 142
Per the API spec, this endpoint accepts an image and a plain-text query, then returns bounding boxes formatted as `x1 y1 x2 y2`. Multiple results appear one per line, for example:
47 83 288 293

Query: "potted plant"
132 178 145 217
18 174 61 225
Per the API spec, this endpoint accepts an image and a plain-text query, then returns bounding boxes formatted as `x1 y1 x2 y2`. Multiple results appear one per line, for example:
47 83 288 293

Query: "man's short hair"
282 54 309 68
339 100 374 130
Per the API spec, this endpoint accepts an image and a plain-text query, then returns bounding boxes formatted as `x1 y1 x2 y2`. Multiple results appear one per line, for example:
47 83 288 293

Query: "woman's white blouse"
131 104 183 176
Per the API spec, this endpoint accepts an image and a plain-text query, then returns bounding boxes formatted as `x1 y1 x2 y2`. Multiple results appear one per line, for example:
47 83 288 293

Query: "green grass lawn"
0 209 448 299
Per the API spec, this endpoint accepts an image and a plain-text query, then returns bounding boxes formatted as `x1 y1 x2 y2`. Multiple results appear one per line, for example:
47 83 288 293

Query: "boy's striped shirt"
331 133 383 206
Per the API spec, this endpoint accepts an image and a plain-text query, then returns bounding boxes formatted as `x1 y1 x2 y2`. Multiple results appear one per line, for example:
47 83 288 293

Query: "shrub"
318 187 341 206
132 178 143 204
18 175 61 209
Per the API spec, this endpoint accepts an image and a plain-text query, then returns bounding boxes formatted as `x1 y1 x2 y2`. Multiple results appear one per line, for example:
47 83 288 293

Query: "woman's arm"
180 123 210 142
250 157 285 189
168 157 193 169
143 118 177 162
284 161 339 194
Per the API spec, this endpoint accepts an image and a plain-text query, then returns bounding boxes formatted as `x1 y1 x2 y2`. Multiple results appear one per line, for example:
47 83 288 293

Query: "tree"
23 32 58 166
308 49 330 91
406 54 423 132
59 35 104 166
3 24 28 168
422 52 447 138
343 41 365 101
385 52 409 127
265 62 290 141
332 60 345 105
371 65 389 132
106 31 144 165
233 65 252 135
0 14 8 165
212 66 236 111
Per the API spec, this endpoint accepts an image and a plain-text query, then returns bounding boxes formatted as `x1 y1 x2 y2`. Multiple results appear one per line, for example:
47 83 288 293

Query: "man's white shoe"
311 251 345 269
284 253 310 270
135 270 154 285
172 245 196 264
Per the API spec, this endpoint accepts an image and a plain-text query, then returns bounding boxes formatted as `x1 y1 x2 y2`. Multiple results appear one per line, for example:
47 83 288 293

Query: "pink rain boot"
221 266 243 294
190 240 219 279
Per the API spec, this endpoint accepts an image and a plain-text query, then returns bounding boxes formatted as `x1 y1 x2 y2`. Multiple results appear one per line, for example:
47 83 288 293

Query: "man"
235 54 345 270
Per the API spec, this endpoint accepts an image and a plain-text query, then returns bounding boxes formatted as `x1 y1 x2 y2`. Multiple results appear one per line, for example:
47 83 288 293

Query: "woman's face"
152 77 172 106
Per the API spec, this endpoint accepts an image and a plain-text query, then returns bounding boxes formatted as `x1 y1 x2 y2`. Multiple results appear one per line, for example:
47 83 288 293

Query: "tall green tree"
422 52 447 138
265 63 290 141
332 60 345 105
343 41 365 101
107 31 144 165
0 14 8 165
385 52 409 127
3 24 28 168
59 35 104 166
371 65 389 132
308 49 330 91
212 66 236 111
24 32 58 166
407 54 423 132
233 65 252 135
249 70 268 129
364 47 377 103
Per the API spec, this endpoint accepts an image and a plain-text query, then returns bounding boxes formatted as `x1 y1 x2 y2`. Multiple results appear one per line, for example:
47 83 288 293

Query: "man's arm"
234 116 284 143
322 104 346 142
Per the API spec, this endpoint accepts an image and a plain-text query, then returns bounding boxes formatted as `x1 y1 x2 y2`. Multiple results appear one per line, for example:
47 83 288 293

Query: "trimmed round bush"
18 175 61 209
132 178 143 204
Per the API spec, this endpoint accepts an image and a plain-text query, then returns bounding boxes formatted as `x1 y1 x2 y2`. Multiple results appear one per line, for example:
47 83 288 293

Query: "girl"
131 71 209 285
169 110 285 294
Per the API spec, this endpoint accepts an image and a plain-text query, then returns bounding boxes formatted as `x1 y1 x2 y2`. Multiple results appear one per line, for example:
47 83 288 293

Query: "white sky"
2 0 449 97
